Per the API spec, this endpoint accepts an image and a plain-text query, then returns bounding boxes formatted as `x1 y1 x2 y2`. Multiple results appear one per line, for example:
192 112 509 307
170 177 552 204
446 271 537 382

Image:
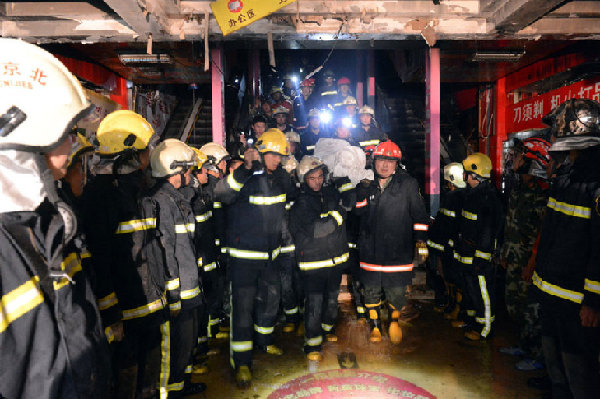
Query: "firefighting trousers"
362 270 412 315
167 308 198 397
280 253 304 324
229 258 281 369
540 295 600 399
201 267 222 337
196 303 210 356
347 249 367 319
113 320 163 399
462 262 496 337
302 265 343 353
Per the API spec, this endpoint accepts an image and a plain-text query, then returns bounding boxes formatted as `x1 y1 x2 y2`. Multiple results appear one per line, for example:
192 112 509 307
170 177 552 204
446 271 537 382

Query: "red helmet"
522 137 550 166
300 78 315 87
373 140 402 161
337 77 351 86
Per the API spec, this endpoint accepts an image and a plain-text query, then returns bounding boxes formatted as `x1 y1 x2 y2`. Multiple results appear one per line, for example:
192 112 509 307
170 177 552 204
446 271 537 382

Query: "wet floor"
190 292 547 398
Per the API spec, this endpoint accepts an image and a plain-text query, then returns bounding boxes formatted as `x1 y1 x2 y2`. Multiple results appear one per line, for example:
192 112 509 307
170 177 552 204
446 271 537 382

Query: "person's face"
360 114 371 126
262 102 272 114
346 106 356 116
45 135 74 180
284 80 293 89
465 172 479 188
309 117 320 129
374 158 398 179
325 77 334 86
64 160 85 197
335 126 350 139
289 142 298 154
301 86 311 97
272 92 282 102
305 168 324 192
253 122 266 137
138 148 150 171
263 152 282 172
275 113 287 125
195 167 208 185
218 159 227 175
339 84 350 96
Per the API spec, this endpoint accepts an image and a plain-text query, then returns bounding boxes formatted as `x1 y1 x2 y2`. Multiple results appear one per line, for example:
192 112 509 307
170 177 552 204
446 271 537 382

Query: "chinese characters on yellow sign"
210 0 297 36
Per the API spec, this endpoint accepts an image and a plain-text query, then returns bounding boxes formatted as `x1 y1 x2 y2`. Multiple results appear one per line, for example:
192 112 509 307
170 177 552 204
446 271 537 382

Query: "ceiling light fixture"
471 50 525 62
118 53 172 64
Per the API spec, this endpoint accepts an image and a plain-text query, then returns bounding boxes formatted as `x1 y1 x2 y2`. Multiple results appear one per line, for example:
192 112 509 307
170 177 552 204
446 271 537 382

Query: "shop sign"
507 77 600 133
211 0 297 36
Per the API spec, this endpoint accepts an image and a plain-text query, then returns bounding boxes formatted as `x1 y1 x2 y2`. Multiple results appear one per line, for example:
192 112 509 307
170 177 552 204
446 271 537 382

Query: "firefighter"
334 77 353 108
300 108 327 155
355 140 430 344
282 129 302 174
498 137 550 371
145 139 206 397
293 78 317 129
318 70 338 110
215 129 293 387
82 110 168 399
355 105 385 155
273 106 294 133
533 99 600 398
0 38 109 398
453 153 503 341
427 163 466 319
290 156 354 360
59 132 94 203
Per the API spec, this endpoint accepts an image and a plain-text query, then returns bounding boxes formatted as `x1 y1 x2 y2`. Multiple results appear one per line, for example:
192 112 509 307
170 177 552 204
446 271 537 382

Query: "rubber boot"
236 366 252 388
368 309 382 342
282 323 296 333
444 286 460 320
307 351 323 362
388 310 403 344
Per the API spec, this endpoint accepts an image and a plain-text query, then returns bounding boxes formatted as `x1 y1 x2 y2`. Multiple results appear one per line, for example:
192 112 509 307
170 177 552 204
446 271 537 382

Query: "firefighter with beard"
355 140 429 344
427 163 467 320
215 129 293 387
533 99 600 398
0 38 110 398
453 153 503 341
498 137 550 371
290 156 354 361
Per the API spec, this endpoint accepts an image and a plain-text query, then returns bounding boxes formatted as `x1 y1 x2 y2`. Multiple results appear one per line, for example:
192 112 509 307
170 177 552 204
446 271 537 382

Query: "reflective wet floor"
190 292 547 398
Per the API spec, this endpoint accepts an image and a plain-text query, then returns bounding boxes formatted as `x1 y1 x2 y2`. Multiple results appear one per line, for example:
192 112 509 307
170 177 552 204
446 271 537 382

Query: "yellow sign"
211 0 297 36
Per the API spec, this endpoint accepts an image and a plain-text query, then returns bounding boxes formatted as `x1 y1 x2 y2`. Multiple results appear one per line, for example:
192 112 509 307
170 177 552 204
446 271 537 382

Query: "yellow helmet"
150 139 196 178
67 132 94 168
191 147 208 169
95 110 154 155
462 152 492 179
256 129 289 156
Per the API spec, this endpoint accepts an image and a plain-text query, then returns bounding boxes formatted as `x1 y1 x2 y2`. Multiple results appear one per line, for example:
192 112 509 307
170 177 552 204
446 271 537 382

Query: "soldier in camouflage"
499 137 550 369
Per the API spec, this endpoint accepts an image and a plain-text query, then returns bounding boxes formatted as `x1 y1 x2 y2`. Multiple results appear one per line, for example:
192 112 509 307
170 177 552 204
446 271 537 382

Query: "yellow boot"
444 304 460 320
282 323 296 333
263 345 283 355
307 351 323 362
296 322 305 337
368 309 382 342
388 310 403 344
192 363 209 375
236 366 252 388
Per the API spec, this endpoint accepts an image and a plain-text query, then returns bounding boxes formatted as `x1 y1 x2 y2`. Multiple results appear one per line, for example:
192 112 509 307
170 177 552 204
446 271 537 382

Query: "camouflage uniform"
500 177 548 359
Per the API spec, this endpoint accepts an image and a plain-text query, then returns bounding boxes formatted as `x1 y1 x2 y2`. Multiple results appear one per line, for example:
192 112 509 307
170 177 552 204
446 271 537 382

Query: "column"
425 48 441 216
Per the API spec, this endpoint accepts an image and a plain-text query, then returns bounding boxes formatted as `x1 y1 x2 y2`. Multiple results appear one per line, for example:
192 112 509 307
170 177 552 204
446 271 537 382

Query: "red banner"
507 77 600 133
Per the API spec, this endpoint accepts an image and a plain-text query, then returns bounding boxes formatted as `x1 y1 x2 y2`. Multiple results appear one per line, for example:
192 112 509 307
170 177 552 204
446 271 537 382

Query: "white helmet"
297 155 327 182
0 38 93 151
359 105 374 116
443 162 466 188
200 142 230 167
151 139 196 178
285 130 301 144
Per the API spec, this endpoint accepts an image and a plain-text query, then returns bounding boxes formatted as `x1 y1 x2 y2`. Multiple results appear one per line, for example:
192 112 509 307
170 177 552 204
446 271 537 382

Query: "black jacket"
215 164 293 260
353 124 385 150
189 184 218 274
0 201 110 398
290 182 353 270
535 148 600 309
454 180 503 269
427 188 465 256
355 172 429 272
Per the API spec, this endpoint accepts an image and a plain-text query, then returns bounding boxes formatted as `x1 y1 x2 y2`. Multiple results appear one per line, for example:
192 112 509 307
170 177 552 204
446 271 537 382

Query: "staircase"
162 97 213 148
186 99 212 148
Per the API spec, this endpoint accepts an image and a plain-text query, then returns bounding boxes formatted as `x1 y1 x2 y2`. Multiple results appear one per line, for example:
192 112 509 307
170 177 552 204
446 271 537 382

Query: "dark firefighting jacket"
82 171 166 329
300 127 326 155
0 201 110 398
355 172 429 273
214 164 293 261
353 124 385 151
290 182 354 271
144 181 203 311
427 188 466 257
188 184 218 275
454 180 503 270
293 94 318 128
535 148 600 309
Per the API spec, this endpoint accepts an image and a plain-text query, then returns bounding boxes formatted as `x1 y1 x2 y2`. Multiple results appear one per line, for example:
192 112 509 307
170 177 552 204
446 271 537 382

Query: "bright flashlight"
292 75 299 84
342 117 352 128
319 110 332 124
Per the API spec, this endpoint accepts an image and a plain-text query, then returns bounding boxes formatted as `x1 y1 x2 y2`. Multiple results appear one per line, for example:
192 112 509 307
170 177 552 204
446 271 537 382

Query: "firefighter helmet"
359 105 375 116
200 142 230 167
151 139 196 178
515 137 550 179
270 86 283 95
337 77 351 86
256 129 289 156
285 130 301 144
462 152 492 179
373 140 402 161
273 106 290 115
544 99 600 151
67 133 94 168
307 108 320 119
342 96 358 106
0 38 94 151
297 155 327 182
191 147 208 169
443 162 466 188
95 110 154 155
323 70 335 79
300 78 315 87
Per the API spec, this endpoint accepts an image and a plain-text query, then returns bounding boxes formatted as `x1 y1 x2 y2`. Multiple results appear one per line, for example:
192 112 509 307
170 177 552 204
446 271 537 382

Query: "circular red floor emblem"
268 369 436 399
227 0 243 13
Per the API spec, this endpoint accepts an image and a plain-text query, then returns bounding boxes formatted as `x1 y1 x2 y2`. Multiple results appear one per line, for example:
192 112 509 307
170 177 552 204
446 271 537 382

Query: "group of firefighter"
1 38 600 399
